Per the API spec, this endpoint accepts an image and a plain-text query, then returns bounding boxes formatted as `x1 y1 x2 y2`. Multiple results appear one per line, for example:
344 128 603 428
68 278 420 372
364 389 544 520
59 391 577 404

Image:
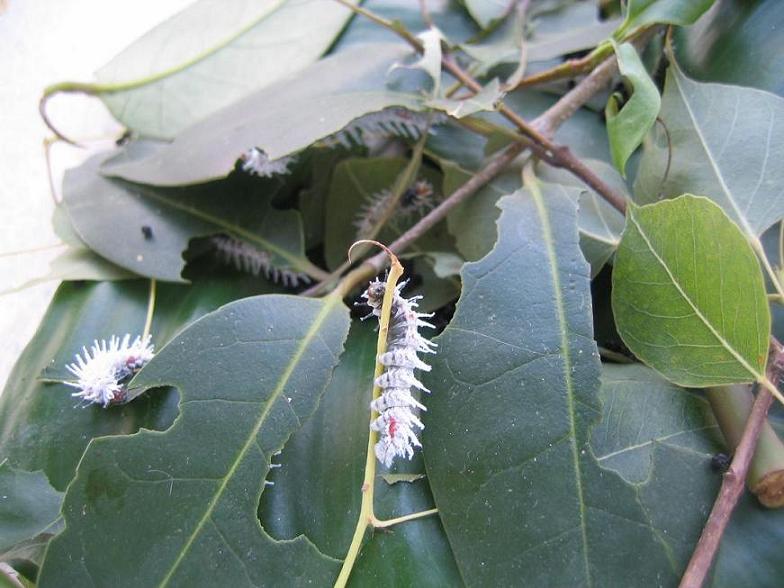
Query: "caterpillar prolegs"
360 278 436 467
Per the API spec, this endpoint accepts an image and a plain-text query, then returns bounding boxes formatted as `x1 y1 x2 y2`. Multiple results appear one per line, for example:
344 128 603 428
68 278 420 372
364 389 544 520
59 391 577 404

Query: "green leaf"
446 160 626 276
0 246 133 295
443 163 520 260
606 41 660 177
498 89 612 161
592 364 720 485
617 0 716 37
592 363 721 573
64 150 315 283
428 79 502 118
674 0 784 96
462 0 507 29
424 177 677 585
537 159 628 277
0 463 63 559
612 195 770 387
462 3 619 72
393 28 442 97
259 321 461 586
324 157 458 311
106 44 428 186
0 277 274 491
95 0 356 138
635 62 784 237
592 363 784 587
39 294 350 586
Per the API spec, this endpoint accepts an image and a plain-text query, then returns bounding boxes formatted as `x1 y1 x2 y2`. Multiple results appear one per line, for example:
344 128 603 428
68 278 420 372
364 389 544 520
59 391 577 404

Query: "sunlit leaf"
612 195 770 387
96 0 357 138
39 294 351 586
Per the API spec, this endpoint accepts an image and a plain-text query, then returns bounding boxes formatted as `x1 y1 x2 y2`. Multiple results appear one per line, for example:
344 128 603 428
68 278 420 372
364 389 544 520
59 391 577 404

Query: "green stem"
142 279 157 341
751 237 784 301
334 248 404 588
373 507 438 528
708 384 784 508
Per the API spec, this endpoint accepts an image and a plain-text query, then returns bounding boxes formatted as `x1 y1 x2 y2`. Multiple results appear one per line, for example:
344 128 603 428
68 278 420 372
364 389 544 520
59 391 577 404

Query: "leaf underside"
612 195 769 388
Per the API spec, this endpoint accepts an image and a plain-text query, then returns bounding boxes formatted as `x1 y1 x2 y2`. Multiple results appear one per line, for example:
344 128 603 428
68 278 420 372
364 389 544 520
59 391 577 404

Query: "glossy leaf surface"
40 294 350 586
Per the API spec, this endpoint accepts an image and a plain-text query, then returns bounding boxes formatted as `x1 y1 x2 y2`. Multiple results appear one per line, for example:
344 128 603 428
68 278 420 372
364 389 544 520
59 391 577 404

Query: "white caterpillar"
65 334 154 407
210 236 311 288
239 148 296 177
360 278 436 467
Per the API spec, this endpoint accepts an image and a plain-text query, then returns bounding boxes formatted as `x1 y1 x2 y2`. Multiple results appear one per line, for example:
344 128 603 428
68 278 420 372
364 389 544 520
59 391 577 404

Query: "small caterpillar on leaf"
354 179 436 240
360 277 436 467
210 236 310 288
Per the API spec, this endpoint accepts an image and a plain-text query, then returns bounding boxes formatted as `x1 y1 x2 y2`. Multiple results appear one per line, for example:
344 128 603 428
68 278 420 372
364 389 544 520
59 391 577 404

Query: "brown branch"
680 339 784 588
333 0 629 214
315 37 623 297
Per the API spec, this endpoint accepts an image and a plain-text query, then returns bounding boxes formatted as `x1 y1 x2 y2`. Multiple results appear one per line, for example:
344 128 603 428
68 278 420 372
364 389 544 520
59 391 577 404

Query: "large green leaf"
593 363 784 587
96 0 356 138
106 44 427 186
675 0 784 96
616 0 716 37
592 364 720 485
424 178 677 585
0 463 62 559
612 196 770 387
606 41 660 176
64 150 313 283
259 321 462 586
0 276 274 491
445 160 627 276
635 63 784 237
39 294 350 586
537 160 628 277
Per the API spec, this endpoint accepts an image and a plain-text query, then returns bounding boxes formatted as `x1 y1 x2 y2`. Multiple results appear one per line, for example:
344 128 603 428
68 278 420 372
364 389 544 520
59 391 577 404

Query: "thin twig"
308 24 624 296
333 0 629 214
680 340 784 587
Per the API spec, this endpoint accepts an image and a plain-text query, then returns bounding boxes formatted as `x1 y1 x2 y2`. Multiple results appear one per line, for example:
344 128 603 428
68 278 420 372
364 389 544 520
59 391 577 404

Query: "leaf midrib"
528 184 592 586
157 294 340 587
628 208 763 382
136 187 317 277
